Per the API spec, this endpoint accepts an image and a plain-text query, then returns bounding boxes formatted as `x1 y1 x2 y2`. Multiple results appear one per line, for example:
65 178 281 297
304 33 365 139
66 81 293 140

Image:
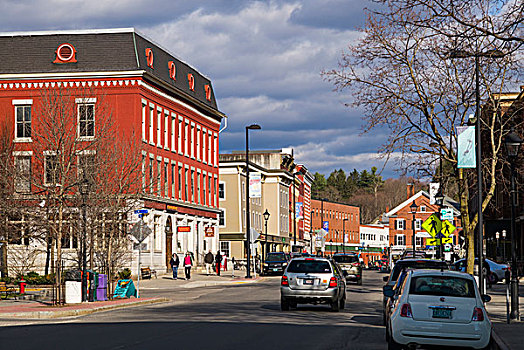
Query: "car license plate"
432 308 452 319
273 268 279 271
303 279 314 285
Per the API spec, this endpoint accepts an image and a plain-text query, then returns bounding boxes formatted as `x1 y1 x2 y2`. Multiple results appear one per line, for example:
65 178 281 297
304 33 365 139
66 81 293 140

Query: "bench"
0 281 17 299
140 267 157 279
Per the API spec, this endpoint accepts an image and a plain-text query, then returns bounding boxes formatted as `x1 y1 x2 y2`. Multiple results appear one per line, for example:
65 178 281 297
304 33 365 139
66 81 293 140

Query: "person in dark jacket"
204 250 214 276
215 250 223 276
170 253 180 280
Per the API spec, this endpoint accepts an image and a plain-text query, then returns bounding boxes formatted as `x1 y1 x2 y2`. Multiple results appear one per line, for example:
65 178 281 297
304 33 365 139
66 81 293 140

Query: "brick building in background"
0 28 225 276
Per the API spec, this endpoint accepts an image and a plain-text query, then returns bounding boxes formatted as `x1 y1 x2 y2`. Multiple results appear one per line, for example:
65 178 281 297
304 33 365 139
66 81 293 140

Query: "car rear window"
333 255 358 264
391 261 448 282
287 260 332 273
266 253 286 262
409 276 475 298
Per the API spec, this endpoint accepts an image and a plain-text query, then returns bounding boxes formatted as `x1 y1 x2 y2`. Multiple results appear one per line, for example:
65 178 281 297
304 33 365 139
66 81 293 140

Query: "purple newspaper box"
96 274 108 301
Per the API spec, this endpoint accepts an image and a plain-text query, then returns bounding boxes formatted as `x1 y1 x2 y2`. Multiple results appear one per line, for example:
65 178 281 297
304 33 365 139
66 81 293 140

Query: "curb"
492 328 511 350
0 297 169 319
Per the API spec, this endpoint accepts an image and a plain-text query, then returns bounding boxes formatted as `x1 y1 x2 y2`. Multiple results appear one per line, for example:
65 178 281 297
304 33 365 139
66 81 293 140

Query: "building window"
395 219 406 230
149 106 154 142
203 173 207 205
157 109 162 147
196 127 201 161
190 169 195 202
178 166 182 199
164 111 169 148
208 176 212 206
220 241 230 257
415 236 423 247
214 134 218 166
178 118 183 153
190 124 195 158
164 161 168 197
395 234 406 246
149 158 154 193
78 153 96 183
77 103 95 138
14 156 31 193
142 102 146 141
45 154 58 185
420 205 426 212
184 122 189 156
415 219 422 231
171 164 176 198
184 168 189 201
157 160 161 195
141 155 146 190
197 171 201 204
219 182 225 200
171 115 175 152
15 105 31 139
219 209 225 227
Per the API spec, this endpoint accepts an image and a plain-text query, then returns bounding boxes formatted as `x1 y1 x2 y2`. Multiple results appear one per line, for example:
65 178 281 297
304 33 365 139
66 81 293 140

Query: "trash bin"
96 274 108 301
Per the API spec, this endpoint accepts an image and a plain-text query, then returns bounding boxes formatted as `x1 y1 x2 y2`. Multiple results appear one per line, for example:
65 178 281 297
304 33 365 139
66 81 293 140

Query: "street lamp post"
329 239 333 256
410 200 418 256
245 124 261 279
263 209 270 267
79 177 90 302
343 218 348 254
502 230 507 262
448 48 504 296
505 129 522 320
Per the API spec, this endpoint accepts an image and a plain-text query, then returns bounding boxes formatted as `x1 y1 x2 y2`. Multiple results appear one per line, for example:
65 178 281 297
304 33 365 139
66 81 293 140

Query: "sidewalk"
485 278 524 350
0 268 262 319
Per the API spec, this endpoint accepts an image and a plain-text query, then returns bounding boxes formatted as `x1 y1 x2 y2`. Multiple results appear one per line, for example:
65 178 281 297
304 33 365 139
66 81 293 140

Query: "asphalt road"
0 270 388 350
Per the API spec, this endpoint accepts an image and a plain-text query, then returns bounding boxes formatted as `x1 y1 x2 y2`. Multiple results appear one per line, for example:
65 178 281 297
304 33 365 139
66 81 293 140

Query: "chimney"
407 183 414 199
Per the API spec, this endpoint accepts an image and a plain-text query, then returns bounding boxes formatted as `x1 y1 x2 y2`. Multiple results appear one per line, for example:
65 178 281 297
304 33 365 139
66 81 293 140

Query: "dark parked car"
332 253 362 285
263 252 290 275
382 259 449 325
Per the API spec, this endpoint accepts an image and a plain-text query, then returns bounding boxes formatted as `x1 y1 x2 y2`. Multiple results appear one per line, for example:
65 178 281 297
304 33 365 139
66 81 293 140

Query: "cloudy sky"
0 0 399 178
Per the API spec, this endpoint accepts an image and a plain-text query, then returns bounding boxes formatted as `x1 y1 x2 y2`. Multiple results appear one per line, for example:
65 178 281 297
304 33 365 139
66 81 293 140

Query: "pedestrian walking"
184 251 193 280
170 253 180 279
204 250 214 276
215 250 223 276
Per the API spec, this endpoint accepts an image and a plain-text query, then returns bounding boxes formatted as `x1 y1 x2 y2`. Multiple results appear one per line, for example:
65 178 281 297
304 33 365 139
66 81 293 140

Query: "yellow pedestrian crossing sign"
427 238 441 245
422 214 442 238
440 220 456 237
441 237 453 244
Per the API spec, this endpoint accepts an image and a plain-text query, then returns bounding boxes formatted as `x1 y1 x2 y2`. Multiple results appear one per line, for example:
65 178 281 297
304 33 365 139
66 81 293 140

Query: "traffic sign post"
422 214 442 238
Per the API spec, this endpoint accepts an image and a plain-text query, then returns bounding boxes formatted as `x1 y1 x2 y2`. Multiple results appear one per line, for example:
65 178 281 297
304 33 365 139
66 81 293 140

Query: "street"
0 270 387 350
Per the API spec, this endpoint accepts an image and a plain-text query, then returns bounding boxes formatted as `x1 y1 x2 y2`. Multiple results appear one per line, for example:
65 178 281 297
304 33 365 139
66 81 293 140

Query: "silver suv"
280 257 346 312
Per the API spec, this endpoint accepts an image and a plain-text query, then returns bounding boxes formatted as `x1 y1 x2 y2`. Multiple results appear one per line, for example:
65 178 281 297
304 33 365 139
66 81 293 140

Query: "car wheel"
289 300 298 309
331 299 340 312
387 337 403 350
385 321 390 341
281 297 290 311
382 311 386 326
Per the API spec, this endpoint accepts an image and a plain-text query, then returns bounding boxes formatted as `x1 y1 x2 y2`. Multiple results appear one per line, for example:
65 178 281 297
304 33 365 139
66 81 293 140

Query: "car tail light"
503 267 510 271
472 307 484 321
305 258 315 261
351 262 360 267
328 277 338 288
281 275 289 287
400 303 413 318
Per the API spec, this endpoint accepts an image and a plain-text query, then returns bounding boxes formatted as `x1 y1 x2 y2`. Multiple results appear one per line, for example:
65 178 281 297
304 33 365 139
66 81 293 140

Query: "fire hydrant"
19 278 26 294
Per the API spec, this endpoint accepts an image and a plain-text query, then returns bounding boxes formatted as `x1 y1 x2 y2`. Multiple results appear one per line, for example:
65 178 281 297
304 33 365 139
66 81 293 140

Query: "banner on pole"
429 183 440 205
457 126 476 168
295 202 303 219
249 172 262 198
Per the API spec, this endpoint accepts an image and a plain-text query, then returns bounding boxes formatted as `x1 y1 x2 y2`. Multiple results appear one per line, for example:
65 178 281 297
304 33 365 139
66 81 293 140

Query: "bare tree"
324 0 522 273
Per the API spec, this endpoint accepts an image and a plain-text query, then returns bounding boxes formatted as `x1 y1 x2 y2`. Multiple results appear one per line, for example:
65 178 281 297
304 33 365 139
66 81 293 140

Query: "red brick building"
0 28 225 274
310 199 360 253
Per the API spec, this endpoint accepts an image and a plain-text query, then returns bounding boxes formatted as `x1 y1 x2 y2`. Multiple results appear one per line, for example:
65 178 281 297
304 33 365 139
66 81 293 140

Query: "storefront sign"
205 226 214 237
177 226 191 233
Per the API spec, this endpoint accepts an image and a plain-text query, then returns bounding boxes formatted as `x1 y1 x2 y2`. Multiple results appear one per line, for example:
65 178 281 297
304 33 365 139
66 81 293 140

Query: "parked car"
263 252 290 275
378 259 390 273
382 259 449 325
454 258 510 284
280 257 346 312
385 269 492 350
401 250 427 259
332 253 362 285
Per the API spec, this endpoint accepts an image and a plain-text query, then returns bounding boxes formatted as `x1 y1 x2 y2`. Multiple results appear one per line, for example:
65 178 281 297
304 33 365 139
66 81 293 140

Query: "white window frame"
164 109 169 150
219 181 226 200
141 99 147 142
178 116 183 155
208 131 212 166
213 133 218 167
13 100 33 142
196 126 201 161
396 219 406 230
184 121 189 157
190 122 195 159
171 113 176 153
415 218 422 231
395 234 406 246
156 107 162 148
219 209 226 227
420 205 427 212
14 153 31 193
149 103 154 145
44 151 59 186
76 101 96 140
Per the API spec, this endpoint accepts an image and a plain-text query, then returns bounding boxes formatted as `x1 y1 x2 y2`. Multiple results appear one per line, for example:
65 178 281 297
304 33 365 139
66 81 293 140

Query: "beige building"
219 150 299 260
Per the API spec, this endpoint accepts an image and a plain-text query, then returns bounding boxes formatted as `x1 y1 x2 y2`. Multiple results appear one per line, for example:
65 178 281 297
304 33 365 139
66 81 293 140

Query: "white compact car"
385 269 492 350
